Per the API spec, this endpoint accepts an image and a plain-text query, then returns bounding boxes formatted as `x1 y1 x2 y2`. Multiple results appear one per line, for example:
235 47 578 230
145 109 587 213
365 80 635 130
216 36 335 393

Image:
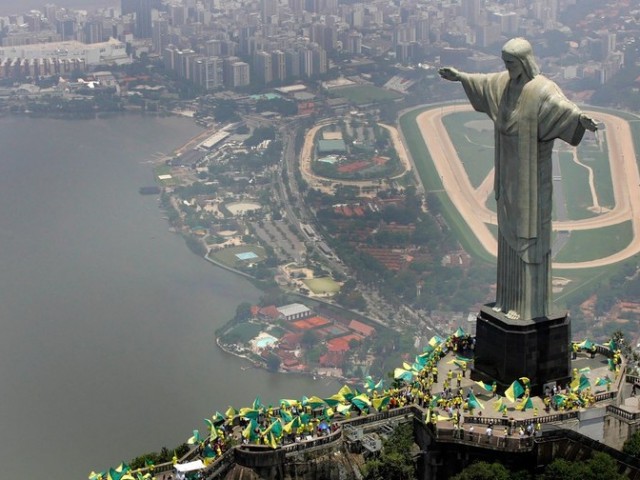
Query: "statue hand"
439 67 462 82
580 114 598 132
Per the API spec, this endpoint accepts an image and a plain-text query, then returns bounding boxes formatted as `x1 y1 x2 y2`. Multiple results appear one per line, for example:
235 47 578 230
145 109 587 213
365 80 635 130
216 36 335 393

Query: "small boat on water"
139 186 161 195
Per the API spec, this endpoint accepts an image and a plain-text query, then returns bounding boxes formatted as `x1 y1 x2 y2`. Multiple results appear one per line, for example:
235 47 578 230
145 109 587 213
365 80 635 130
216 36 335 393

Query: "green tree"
213 99 240 123
362 423 415 480
543 452 626 480
451 462 512 480
265 353 281 372
623 430 640 457
234 302 253 322
585 452 627 480
301 330 318 348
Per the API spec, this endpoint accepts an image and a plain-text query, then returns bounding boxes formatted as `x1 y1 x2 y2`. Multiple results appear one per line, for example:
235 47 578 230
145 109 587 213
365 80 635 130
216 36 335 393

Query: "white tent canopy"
174 459 205 473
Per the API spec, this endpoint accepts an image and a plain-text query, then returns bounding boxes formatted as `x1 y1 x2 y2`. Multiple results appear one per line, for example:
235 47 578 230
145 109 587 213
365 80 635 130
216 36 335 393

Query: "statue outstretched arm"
579 114 598 132
438 67 464 82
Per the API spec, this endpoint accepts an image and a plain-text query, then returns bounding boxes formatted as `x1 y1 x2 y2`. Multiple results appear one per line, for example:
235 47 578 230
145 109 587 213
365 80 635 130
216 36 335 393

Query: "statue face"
502 53 524 81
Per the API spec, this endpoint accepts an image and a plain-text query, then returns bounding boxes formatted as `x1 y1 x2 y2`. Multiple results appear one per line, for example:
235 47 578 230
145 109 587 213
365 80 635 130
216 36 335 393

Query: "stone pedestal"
472 304 571 395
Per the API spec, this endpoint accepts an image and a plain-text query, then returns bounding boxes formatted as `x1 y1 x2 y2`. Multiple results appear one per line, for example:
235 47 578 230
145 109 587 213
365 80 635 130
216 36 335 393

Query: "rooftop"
277 303 311 318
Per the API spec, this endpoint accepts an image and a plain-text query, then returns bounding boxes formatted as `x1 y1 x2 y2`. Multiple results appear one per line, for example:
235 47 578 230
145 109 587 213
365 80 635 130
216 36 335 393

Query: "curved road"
412 104 640 269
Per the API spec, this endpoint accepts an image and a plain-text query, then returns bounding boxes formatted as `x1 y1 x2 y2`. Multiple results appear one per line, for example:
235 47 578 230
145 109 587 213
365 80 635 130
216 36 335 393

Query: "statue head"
501 37 540 80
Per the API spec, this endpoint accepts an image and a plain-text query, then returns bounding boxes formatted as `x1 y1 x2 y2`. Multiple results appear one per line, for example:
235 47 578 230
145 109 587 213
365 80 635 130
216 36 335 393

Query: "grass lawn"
559 151 597 221
268 326 286 338
485 195 496 213
628 119 640 171
399 108 443 190
330 85 402 105
222 322 263 344
578 139 614 209
554 221 633 263
442 112 494 189
209 245 267 268
303 277 341 294
154 164 178 186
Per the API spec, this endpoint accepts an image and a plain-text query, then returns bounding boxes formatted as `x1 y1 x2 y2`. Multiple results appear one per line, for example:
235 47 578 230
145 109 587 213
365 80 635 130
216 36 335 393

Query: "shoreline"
215 334 348 382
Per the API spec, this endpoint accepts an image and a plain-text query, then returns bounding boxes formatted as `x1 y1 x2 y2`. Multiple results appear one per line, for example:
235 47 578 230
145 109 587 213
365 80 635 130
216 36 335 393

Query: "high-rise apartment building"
491 11 518 36
223 57 250 88
135 0 153 38
84 20 105 44
57 18 77 41
262 0 278 23
461 0 482 26
193 56 223 90
163 44 177 70
288 0 304 14
152 18 169 53
271 50 286 82
176 48 197 79
285 49 300 78
344 31 362 54
121 0 137 15
169 4 187 26
310 23 336 53
43 4 58 21
205 39 222 57
253 50 273 84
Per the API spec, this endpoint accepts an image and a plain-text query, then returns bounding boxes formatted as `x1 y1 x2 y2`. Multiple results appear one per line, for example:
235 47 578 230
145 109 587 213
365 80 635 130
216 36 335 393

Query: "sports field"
330 85 402 105
303 277 341 295
401 104 640 272
154 165 178 186
441 111 493 189
209 245 267 268
553 221 633 263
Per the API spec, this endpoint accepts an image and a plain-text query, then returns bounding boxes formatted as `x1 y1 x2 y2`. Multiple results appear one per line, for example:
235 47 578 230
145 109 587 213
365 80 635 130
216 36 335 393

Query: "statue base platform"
471 304 571 395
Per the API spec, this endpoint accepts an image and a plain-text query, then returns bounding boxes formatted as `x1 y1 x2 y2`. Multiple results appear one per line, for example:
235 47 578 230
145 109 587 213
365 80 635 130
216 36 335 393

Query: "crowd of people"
92 331 621 480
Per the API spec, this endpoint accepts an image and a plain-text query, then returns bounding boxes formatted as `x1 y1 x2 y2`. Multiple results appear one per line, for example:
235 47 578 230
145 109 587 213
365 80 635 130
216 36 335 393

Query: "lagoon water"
0 115 338 479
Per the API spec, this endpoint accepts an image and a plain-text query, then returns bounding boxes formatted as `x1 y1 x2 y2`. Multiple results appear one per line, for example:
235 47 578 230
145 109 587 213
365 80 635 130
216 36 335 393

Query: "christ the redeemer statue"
439 38 598 321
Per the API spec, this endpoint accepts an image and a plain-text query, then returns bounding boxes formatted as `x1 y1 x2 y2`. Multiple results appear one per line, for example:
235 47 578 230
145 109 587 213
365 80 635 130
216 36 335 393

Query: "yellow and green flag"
467 391 484 410
504 380 524 403
515 395 533 411
475 380 493 392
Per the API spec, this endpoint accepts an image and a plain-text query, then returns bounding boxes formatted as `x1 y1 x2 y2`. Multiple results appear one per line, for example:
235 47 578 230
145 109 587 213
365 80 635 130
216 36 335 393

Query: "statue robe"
460 71 586 320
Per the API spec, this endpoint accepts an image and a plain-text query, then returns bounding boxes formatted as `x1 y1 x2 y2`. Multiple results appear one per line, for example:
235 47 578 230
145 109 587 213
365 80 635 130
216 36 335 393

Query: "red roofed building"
279 332 303 350
327 334 363 352
258 305 280 321
274 348 306 372
348 319 376 337
282 357 301 369
319 350 345 368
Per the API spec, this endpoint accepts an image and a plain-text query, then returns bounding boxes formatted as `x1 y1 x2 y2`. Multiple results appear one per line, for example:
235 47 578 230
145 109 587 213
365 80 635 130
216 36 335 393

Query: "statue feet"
492 305 502 313
506 310 520 320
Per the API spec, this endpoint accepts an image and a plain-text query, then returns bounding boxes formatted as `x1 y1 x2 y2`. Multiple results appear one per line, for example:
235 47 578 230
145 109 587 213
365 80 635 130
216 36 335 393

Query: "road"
279 121 347 275
412 104 640 269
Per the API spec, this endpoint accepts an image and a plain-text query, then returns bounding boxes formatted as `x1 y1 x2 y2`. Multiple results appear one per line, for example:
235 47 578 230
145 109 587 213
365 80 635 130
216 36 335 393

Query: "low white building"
0 38 130 66
277 303 312 321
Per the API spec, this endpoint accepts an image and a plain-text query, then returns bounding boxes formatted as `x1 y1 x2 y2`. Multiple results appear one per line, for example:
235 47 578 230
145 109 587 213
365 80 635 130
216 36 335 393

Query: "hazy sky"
0 0 119 16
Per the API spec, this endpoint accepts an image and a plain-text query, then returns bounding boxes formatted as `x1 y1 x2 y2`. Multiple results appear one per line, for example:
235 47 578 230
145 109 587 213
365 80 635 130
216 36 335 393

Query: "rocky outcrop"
223 447 363 480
